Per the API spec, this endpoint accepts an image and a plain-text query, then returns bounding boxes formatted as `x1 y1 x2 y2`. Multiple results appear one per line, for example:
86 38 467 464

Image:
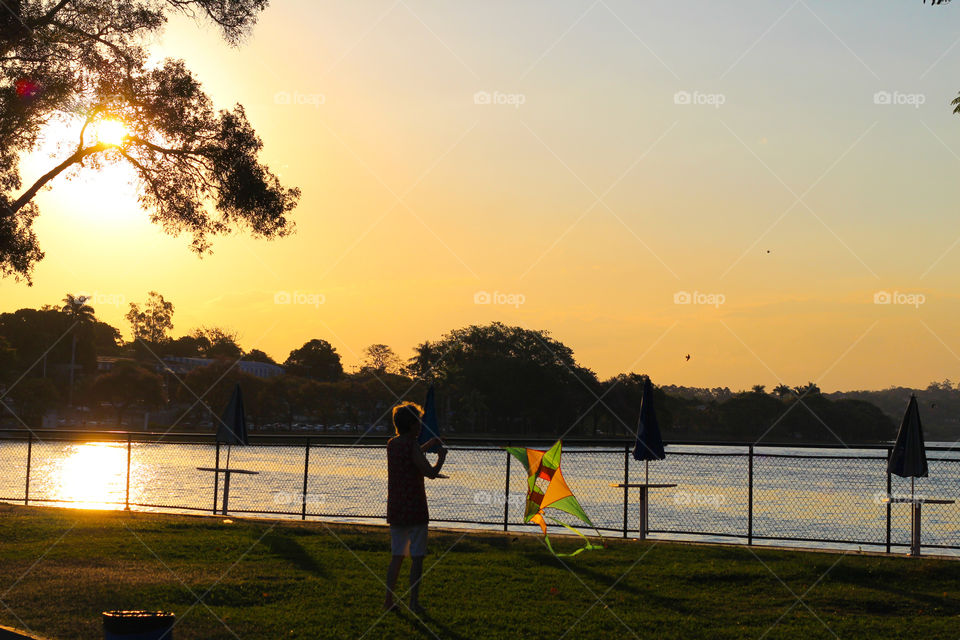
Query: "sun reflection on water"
51 442 128 510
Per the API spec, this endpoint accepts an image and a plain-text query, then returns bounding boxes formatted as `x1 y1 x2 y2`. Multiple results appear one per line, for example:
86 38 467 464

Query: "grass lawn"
0 504 957 639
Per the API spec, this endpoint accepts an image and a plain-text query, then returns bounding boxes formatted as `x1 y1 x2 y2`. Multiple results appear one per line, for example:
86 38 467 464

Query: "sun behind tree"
0 0 299 283
92 119 129 147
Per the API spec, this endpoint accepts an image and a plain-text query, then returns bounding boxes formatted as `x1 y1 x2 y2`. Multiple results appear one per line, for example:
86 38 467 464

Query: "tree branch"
11 142 109 213
38 0 76 25
127 135 200 157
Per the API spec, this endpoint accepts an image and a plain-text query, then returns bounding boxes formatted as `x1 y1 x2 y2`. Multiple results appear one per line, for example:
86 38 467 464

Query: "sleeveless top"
387 436 429 526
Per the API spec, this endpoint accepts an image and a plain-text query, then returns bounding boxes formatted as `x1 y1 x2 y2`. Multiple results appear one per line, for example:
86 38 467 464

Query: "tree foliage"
91 359 164 421
0 306 95 372
244 348 276 365
361 343 402 375
60 293 95 323
408 322 599 435
284 338 343 382
190 326 241 359
1 0 298 282
125 290 173 343
7 376 58 426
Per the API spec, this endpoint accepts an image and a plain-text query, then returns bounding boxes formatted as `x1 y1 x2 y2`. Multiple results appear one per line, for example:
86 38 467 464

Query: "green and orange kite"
505 440 604 556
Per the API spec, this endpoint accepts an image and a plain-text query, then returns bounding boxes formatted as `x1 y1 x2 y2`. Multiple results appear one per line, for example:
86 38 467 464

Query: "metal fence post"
503 443 511 532
886 447 892 554
24 433 32 506
747 445 754 546
124 433 132 510
301 440 310 520
212 441 221 514
623 445 629 538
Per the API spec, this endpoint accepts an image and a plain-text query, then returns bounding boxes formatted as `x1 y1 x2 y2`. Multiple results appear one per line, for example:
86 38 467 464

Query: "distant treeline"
0 294 926 444
827 383 960 442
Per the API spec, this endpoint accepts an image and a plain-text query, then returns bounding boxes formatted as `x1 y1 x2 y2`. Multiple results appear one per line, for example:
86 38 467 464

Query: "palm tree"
773 384 792 399
792 382 821 398
60 294 96 406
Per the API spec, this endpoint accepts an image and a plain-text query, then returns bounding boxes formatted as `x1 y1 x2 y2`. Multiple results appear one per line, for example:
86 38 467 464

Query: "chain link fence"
1 431 958 555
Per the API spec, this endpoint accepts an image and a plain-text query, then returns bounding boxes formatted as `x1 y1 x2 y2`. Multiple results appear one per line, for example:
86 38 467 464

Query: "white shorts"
390 524 428 557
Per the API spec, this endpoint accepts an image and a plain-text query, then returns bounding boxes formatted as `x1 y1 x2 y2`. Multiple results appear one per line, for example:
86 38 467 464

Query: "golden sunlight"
52 442 128 510
93 119 129 147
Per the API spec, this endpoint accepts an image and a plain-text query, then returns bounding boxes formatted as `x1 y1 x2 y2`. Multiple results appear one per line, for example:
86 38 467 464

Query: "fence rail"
0 430 957 555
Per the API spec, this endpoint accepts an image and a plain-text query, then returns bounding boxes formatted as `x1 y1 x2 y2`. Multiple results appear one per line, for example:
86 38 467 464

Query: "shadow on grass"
828 563 960 612
261 532 329 578
395 609 473 640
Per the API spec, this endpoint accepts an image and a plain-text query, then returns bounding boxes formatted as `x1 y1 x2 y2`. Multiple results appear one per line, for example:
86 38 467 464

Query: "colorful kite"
505 440 604 556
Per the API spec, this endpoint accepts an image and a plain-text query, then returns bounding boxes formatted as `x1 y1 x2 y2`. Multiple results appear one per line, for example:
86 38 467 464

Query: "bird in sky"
685 354 691 361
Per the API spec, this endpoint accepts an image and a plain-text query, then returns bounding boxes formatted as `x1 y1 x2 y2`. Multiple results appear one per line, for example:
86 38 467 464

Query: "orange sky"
4 1 960 391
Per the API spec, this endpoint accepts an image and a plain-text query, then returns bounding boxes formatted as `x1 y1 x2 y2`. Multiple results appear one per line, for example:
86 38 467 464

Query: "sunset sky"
4 0 960 391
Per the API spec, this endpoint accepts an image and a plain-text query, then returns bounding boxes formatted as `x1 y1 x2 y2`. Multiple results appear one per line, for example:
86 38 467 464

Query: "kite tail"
543 516 605 557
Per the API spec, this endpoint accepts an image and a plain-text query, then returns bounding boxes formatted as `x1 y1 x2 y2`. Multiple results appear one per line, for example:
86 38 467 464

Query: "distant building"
95 355 285 378
97 356 124 372
161 356 284 378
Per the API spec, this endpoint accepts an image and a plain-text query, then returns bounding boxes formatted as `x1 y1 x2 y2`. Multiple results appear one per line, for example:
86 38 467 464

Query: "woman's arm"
420 437 441 452
412 442 447 479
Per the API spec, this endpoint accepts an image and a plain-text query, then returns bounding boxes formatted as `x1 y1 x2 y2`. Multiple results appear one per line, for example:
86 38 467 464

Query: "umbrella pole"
645 460 649 538
222 444 232 516
910 476 920 556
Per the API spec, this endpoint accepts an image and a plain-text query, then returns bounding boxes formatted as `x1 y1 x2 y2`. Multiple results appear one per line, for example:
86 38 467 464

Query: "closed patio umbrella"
216 384 248 510
633 376 666 467
218 383 249 466
887 394 933 556
888 394 928 483
624 376 671 540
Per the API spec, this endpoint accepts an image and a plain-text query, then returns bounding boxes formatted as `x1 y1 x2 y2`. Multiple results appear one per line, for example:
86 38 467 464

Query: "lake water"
1 439 958 555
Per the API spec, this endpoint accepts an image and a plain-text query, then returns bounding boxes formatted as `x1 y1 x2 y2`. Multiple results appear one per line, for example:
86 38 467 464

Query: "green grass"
0 504 958 639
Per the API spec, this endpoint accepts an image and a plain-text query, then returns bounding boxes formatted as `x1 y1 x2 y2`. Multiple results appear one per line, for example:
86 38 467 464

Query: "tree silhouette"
284 339 343 382
60 294 95 324
793 382 821 398
773 383 792 399
126 291 173 344
407 322 598 436
60 293 95 405
7 376 58 427
191 327 242 359
91 359 164 424
361 343 402 375
1 0 298 282
244 349 276 365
